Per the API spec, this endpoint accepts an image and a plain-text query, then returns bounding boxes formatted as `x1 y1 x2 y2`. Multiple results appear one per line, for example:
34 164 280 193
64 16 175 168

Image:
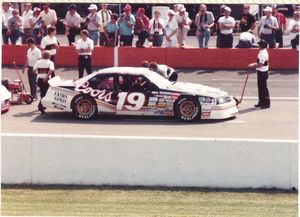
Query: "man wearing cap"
272 5 286 48
2 2 14 44
64 4 81 45
118 4 135 46
218 6 235 48
175 4 191 48
164 10 178 48
22 3 33 44
248 40 270 109
257 6 278 48
31 7 43 45
135 7 150 48
86 4 101 46
40 4 57 36
98 4 112 46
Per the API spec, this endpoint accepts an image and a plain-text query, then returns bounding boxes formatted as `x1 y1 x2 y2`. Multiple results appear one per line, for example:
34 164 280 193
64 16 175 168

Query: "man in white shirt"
288 11 299 49
164 10 178 48
22 3 33 44
40 3 57 36
63 4 81 45
149 10 165 47
33 51 55 113
22 38 41 100
257 6 278 48
218 6 235 48
2 2 14 44
87 4 101 46
98 4 112 46
235 30 258 48
76 30 94 78
175 4 191 48
248 40 270 109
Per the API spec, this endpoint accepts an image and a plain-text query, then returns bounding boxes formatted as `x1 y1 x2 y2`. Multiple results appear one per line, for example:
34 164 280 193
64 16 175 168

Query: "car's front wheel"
175 97 201 121
71 94 98 120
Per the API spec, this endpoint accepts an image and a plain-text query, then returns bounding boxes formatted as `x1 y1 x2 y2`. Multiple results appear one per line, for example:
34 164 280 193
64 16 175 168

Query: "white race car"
42 67 238 121
1 84 11 113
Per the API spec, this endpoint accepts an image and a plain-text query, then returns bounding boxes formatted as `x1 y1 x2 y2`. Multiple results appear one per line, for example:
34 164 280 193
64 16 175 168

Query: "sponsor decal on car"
75 81 113 102
201 112 211 119
54 92 67 103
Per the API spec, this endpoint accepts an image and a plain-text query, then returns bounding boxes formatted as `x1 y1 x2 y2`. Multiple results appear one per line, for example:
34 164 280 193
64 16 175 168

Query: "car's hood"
48 76 76 87
165 81 228 98
1 85 11 102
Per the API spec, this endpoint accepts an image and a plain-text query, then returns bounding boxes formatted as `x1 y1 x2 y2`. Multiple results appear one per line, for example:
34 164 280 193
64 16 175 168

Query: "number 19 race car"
42 67 238 121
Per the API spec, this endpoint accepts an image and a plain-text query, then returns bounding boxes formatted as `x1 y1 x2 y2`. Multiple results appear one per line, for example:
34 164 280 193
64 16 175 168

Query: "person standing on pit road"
21 3 33 44
239 4 256 33
40 26 59 67
76 30 94 79
33 51 55 114
118 4 135 47
2 2 14 44
40 3 57 36
257 6 278 49
164 10 178 48
195 4 215 48
98 4 112 46
22 38 41 101
218 6 235 48
248 40 270 109
288 11 300 49
149 10 165 47
175 4 191 48
63 4 81 46
86 4 101 46
272 5 286 48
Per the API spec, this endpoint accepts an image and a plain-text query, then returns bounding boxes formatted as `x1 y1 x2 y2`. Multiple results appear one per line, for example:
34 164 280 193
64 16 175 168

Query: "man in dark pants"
76 30 94 78
22 38 41 100
248 40 270 109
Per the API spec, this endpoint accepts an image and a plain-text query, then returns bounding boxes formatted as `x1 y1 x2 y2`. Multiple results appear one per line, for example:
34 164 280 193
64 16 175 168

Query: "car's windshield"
145 71 172 88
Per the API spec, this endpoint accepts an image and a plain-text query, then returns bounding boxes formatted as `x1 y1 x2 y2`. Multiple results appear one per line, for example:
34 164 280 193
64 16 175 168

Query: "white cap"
263 6 272 12
178 4 186 12
224 6 231 12
168 9 175 15
88 4 98 10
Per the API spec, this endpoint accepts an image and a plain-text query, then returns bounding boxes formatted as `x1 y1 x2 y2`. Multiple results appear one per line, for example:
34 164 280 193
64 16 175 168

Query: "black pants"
27 66 37 99
275 28 283 48
137 30 150 47
257 71 270 106
67 28 79 45
291 35 299 49
218 33 233 48
100 32 106 46
120 34 133 46
78 55 92 79
37 78 49 99
261 33 276 48
235 40 252 48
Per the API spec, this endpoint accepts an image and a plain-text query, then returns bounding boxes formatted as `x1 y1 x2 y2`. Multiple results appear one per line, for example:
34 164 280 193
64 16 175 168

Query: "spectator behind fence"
288 11 299 49
235 30 258 48
218 6 235 48
149 10 165 47
257 6 278 48
104 13 119 47
272 5 286 48
2 2 14 44
7 9 23 45
63 4 81 45
98 4 112 46
164 10 178 48
31 7 43 45
22 38 41 101
135 7 150 48
239 4 256 32
76 30 94 79
195 4 215 48
118 4 135 46
22 3 33 44
215 5 226 48
40 3 57 36
175 4 191 48
86 4 101 46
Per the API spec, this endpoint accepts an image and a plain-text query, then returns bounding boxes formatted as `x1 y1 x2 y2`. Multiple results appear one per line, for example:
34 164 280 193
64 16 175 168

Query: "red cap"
137 7 145 14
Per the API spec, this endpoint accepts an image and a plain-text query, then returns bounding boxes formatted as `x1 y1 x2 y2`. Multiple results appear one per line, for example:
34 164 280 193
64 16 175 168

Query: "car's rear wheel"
175 97 201 121
71 94 97 120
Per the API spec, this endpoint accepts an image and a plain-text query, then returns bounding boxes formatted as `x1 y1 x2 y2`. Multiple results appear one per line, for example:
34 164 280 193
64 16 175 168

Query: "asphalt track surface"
1 66 298 140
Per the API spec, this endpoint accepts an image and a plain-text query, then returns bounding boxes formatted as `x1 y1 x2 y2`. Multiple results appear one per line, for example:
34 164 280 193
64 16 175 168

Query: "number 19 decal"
116 92 145 111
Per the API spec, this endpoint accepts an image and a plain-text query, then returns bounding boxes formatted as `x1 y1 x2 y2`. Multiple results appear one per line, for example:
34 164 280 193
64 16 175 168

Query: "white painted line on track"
2 133 297 144
227 120 245 124
243 96 298 100
212 78 298 82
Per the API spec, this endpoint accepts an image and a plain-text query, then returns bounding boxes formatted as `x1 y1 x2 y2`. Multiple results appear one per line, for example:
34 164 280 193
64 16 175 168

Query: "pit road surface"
1 67 298 140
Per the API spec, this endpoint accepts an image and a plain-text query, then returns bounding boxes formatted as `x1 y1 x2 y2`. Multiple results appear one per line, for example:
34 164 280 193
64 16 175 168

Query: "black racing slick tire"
71 94 98 120
174 97 201 121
